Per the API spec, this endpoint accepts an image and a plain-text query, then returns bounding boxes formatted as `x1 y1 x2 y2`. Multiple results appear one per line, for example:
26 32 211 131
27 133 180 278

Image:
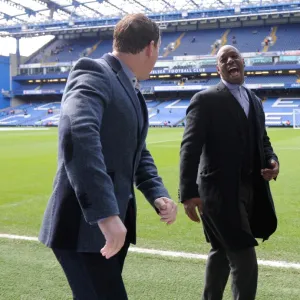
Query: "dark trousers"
202 178 258 300
53 242 130 300
53 199 135 300
202 247 258 300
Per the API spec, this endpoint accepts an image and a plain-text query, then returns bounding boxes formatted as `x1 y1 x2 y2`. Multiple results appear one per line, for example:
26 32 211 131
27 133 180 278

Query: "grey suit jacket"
39 54 170 252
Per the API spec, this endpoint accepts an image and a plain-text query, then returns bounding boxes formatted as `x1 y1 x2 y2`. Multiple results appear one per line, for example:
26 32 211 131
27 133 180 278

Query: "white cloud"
0 35 54 57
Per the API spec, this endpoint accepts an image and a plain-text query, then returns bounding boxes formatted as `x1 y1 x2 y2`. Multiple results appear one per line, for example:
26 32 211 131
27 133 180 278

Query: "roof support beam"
131 0 153 13
0 0 36 16
0 11 15 21
36 0 81 18
216 0 227 7
0 0 32 21
72 0 104 17
160 0 177 11
103 0 128 15
189 0 200 8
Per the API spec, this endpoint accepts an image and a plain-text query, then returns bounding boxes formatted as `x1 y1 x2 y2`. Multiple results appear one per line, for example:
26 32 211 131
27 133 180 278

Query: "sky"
0 0 280 26
0 0 289 57
0 35 54 57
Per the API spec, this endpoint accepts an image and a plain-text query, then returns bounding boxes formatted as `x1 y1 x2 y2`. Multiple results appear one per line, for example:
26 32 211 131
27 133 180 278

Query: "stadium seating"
263 98 300 126
268 24 300 52
89 39 114 59
0 102 60 126
169 29 225 56
148 100 189 126
244 75 297 84
25 24 300 64
227 26 271 53
1 97 299 127
7 22 300 128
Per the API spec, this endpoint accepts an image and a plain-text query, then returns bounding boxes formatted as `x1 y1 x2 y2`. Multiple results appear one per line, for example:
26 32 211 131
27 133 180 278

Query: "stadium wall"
10 53 27 77
11 97 26 107
0 56 10 109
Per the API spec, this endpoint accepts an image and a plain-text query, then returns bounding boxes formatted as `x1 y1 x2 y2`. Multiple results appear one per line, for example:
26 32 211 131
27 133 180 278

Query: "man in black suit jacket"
179 45 279 300
39 14 177 300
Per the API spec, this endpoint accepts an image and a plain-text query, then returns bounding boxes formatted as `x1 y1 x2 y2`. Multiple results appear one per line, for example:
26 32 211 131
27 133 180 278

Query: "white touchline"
0 128 50 131
1 233 300 270
147 139 181 144
0 234 38 241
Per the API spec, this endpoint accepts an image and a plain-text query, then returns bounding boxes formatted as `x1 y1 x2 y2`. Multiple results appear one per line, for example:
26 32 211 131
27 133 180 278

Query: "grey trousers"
202 179 258 300
202 247 258 300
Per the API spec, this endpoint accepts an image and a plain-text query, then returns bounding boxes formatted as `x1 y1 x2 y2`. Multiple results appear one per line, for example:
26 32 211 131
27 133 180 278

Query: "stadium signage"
20 83 299 95
20 62 74 69
290 83 300 88
171 50 300 61
154 85 207 91
151 68 206 75
23 89 64 95
173 55 215 61
153 83 288 92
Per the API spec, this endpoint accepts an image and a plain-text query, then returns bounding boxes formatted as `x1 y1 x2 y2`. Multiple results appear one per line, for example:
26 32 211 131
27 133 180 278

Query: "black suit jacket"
179 81 279 250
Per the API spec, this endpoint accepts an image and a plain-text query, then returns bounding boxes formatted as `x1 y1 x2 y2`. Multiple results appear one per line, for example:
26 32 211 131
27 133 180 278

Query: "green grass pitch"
0 127 300 299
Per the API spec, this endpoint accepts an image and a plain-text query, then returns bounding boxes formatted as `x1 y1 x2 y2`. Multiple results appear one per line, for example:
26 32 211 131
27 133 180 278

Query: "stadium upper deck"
1 0 300 114
22 23 300 64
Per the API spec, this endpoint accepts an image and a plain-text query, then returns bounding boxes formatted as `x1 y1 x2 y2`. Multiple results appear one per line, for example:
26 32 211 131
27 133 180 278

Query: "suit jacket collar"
217 80 263 133
107 53 136 87
244 87 263 127
102 53 142 134
216 80 249 126
215 81 265 153
102 53 122 74
216 80 227 92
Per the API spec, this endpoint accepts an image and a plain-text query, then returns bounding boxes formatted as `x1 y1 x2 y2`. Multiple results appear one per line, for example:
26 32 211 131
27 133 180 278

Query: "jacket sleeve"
256 95 279 166
135 143 170 209
179 93 209 202
263 128 279 166
59 58 119 224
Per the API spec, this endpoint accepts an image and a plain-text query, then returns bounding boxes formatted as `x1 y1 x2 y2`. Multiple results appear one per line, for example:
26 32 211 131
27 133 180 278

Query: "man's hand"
183 197 203 223
154 197 177 225
98 216 127 259
261 159 279 181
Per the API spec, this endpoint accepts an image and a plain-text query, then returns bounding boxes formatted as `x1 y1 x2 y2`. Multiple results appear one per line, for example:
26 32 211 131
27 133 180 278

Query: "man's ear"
217 65 221 75
147 40 156 57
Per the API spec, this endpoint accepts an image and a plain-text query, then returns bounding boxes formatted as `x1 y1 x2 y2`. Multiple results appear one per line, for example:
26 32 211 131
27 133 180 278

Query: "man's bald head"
216 45 244 85
216 45 241 61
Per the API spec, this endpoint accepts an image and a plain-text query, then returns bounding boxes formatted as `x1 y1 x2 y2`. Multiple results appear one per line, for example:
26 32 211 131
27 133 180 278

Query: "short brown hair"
113 13 160 54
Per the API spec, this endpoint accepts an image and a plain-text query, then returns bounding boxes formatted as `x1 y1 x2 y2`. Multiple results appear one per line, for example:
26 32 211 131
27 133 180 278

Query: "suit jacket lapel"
216 81 247 124
102 54 142 134
137 91 149 141
244 87 262 130
244 87 266 167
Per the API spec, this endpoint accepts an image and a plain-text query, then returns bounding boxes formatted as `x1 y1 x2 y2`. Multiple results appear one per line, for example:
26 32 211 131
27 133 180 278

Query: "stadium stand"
0 102 60 126
268 24 300 52
24 24 300 63
1 1 300 128
1 97 299 128
263 98 300 126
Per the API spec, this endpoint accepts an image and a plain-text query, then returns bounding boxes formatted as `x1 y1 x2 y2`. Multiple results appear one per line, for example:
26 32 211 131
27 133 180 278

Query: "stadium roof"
0 0 296 26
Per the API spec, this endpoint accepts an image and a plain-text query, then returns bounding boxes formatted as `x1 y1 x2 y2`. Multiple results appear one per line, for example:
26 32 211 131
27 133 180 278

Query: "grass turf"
1 239 300 300
0 127 300 299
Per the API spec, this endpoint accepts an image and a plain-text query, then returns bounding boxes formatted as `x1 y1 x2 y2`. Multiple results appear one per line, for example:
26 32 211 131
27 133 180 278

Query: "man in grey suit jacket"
39 13 177 300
